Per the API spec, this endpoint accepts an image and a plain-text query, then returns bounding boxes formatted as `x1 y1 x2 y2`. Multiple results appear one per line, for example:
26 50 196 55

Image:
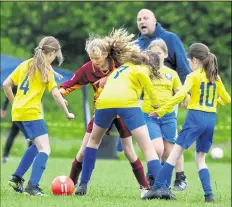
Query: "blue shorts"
176 110 216 153
14 119 48 140
94 107 145 131
144 112 177 144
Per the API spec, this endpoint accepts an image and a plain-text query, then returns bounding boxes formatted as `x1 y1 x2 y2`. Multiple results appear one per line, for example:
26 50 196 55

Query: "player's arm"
217 77 231 104
48 72 75 120
51 87 75 120
136 67 160 108
2 66 21 105
59 63 91 96
151 74 193 117
3 77 15 105
173 74 190 109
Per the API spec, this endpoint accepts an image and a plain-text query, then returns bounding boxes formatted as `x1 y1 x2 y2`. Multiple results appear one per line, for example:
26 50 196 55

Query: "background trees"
1 2 231 80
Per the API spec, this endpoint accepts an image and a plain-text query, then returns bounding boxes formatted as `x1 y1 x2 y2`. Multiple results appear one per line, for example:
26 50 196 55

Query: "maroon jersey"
60 59 131 138
60 59 116 106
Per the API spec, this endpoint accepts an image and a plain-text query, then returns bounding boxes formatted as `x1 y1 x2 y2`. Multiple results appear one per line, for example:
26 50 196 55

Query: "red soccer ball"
51 176 74 195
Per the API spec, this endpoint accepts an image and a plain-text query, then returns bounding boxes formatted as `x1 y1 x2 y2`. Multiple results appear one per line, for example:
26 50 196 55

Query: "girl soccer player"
143 39 188 189
3 36 75 196
143 43 231 202
60 30 150 196
76 29 174 199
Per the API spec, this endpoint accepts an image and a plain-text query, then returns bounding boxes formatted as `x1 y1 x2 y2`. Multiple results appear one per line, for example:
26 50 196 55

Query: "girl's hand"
66 113 75 120
1 109 7 118
99 77 108 88
149 111 159 117
181 94 190 109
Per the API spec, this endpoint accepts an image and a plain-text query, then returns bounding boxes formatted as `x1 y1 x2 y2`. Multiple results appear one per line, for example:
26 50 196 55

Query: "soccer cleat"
172 175 187 191
142 187 176 200
23 183 46 196
8 175 24 193
75 184 87 196
146 174 155 187
140 186 150 198
205 194 215 202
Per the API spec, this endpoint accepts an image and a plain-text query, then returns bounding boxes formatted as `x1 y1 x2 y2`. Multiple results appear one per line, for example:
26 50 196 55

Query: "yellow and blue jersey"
9 59 57 121
156 69 231 117
96 62 159 109
142 65 181 114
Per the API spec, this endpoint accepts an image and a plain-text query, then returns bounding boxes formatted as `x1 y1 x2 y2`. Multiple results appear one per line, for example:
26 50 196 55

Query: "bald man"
135 9 190 192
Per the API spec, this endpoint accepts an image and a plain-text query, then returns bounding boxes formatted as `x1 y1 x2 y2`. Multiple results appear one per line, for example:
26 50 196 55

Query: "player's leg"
76 109 115 196
69 132 90 185
116 108 173 199
8 121 39 193
10 119 49 196
114 118 149 193
196 112 216 202
195 152 215 202
172 105 188 190
2 122 20 163
116 136 123 152
173 155 187 190
69 119 95 185
143 113 164 186
160 112 187 190
23 133 50 196
143 110 204 200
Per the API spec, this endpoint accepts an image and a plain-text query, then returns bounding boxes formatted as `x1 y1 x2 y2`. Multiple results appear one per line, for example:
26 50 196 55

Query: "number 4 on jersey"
20 76 29 95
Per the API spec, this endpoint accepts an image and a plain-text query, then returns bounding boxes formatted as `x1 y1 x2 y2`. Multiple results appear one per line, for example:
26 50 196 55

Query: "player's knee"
195 152 206 169
123 147 136 160
77 150 84 160
162 148 170 159
155 146 164 158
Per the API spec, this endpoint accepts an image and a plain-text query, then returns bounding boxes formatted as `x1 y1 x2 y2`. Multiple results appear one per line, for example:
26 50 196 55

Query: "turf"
1 157 231 207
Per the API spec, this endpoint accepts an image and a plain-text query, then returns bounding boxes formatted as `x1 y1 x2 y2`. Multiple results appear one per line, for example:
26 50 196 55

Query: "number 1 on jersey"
20 76 29 95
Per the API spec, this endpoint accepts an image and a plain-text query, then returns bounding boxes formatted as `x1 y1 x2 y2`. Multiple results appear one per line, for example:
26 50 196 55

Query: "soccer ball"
210 147 224 159
51 176 74 195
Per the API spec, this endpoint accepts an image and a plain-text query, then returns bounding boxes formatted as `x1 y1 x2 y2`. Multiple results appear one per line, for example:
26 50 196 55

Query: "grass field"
1 157 231 207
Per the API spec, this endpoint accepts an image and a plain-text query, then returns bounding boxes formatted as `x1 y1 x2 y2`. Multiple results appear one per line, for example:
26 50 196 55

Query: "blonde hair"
148 38 168 55
85 28 161 79
28 36 64 83
105 28 161 79
85 34 108 56
187 43 219 82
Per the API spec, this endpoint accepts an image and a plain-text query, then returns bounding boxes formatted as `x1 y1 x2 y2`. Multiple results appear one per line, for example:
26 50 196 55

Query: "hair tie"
38 47 43 50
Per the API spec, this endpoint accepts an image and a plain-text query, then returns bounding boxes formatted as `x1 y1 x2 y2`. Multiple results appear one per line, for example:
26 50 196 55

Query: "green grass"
0 83 231 161
1 158 231 207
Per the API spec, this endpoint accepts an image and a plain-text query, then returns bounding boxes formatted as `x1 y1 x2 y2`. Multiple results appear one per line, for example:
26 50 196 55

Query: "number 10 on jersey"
199 82 216 107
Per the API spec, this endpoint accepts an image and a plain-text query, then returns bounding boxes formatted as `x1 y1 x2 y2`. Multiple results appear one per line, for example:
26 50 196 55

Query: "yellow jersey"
96 62 159 109
142 65 181 114
9 59 57 121
155 69 231 117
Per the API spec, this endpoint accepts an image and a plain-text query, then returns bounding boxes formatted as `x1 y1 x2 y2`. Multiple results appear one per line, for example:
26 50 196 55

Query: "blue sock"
29 152 48 187
154 162 174 189
198 168 212 196
14 144 38 178
80 147 97 185
147 159 162 180
160 162 171 187
116 137 123 152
